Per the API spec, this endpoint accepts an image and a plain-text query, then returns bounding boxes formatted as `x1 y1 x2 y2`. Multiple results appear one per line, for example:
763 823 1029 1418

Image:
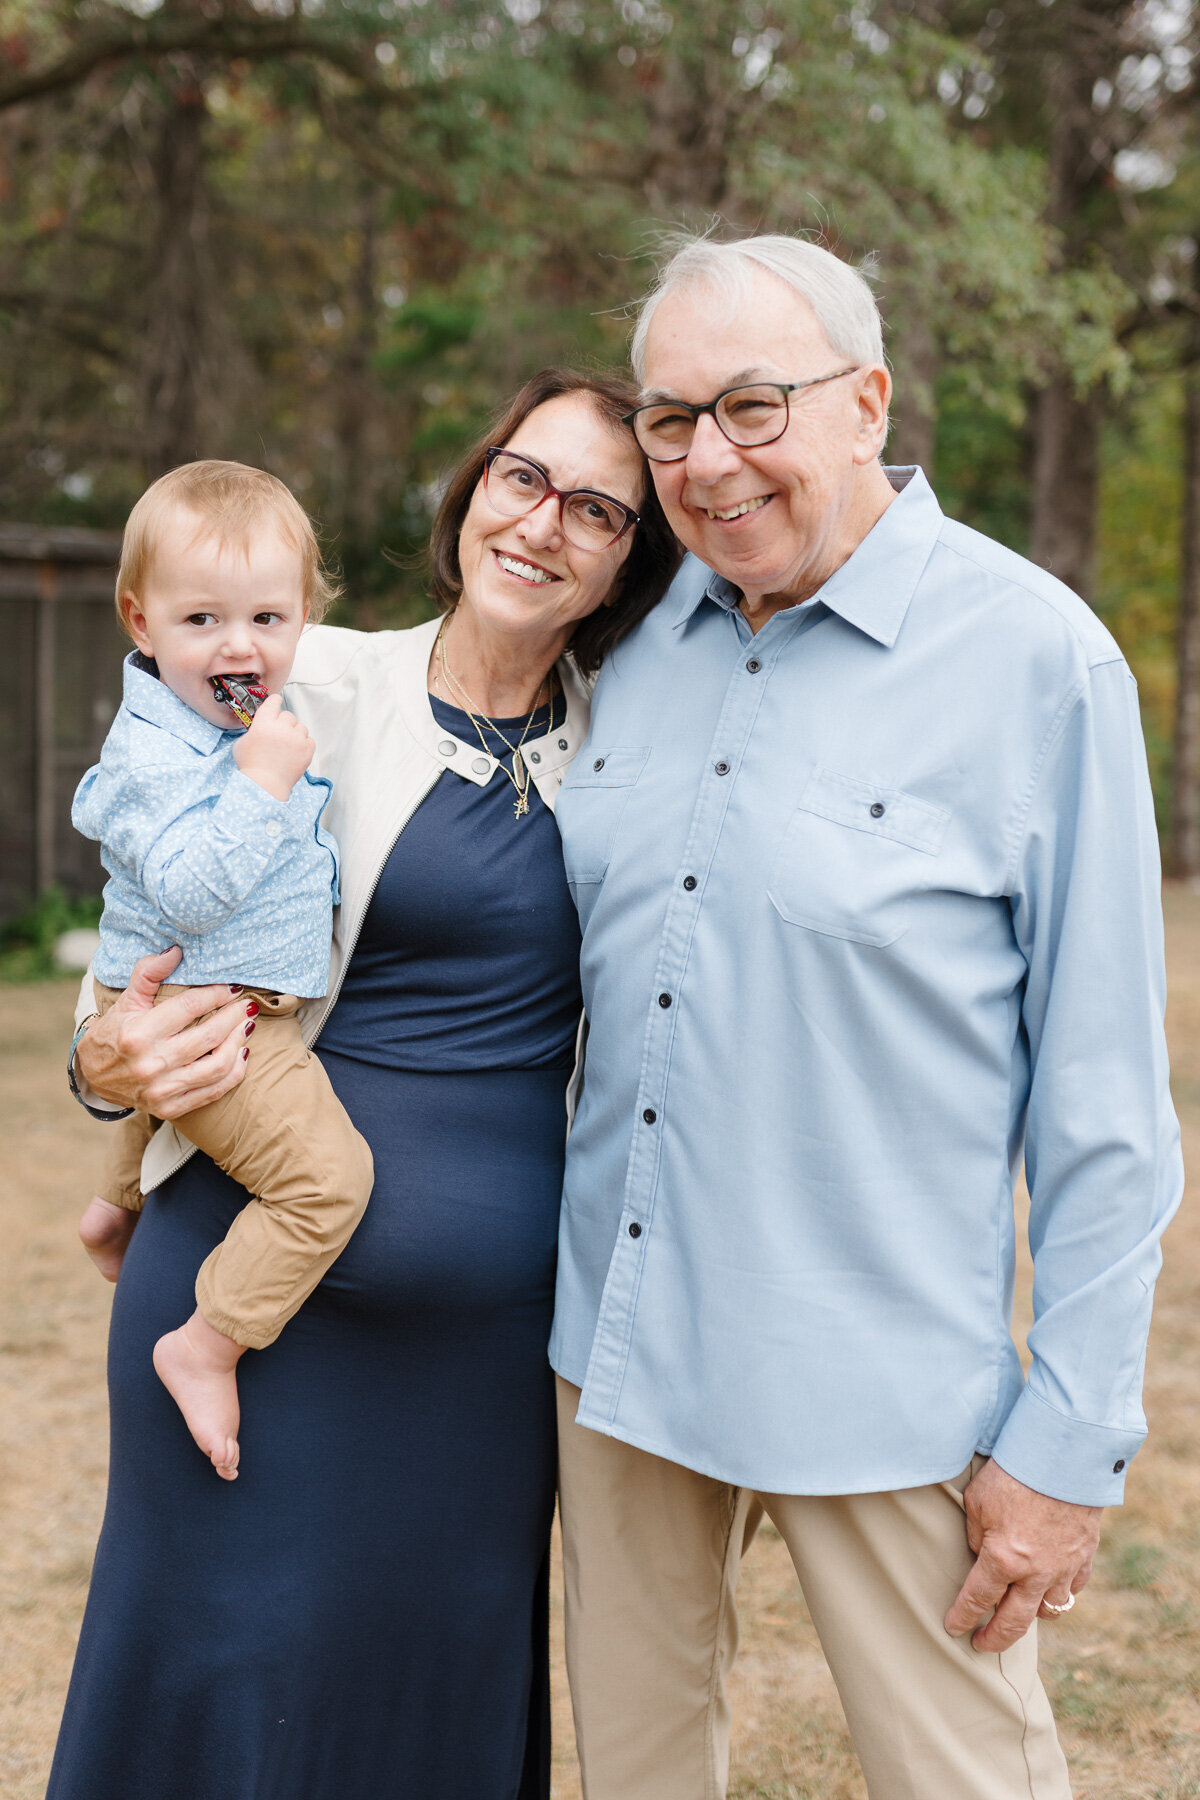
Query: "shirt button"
642 1108 657 1124
265 819 282 838
472 756 491 775
558 738 569 750
658 992 672 1008
683 875 697 891
628 1222 642 1238
438 740 457 757
593 758 605 771
870 801 885 818
1113 1459 1126 1473
746 657 762 673
715 760 730 776
529 750 541 764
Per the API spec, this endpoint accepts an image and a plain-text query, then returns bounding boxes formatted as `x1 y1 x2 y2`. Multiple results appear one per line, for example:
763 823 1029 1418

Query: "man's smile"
700 495 774 522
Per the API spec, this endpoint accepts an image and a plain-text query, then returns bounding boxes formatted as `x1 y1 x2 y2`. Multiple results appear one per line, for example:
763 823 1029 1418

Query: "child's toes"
211 1438 240 1480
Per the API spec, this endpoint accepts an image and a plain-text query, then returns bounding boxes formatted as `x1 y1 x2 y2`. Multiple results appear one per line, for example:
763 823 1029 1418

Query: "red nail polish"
244 1020 256 1037
229 984 244 994
241 1047 250 1061
245 1001 259 1017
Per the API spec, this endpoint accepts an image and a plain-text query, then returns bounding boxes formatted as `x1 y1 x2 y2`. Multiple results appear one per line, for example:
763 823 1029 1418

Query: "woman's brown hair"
427 368 681 677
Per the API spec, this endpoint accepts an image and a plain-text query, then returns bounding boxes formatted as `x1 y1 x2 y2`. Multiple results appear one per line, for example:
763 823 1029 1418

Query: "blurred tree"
0 0 1157 629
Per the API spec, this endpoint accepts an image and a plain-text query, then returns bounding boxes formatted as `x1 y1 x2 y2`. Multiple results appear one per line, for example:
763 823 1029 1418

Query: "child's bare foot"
152 1309 245 1480
78 1196 139 1282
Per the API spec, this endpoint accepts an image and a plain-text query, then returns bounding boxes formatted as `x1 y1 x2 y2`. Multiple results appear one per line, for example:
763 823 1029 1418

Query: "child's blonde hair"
115 461 340 637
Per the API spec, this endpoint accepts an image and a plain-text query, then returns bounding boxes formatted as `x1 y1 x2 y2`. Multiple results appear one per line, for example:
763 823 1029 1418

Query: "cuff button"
1113 1459 1125 1473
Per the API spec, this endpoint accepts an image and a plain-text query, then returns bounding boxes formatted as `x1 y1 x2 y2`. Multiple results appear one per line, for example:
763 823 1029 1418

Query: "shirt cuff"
213 767 297 845
988 1385 1143 1507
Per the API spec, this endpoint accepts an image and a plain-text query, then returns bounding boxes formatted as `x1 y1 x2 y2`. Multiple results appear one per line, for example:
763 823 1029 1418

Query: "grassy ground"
4 893 1199 1799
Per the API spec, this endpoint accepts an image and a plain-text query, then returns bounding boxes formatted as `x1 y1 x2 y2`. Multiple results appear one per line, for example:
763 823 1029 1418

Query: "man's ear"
852 365 892 464
122 593 153 656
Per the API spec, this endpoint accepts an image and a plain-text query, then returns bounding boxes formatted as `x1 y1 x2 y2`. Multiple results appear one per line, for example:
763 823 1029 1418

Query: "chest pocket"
557 747 650 886
768 767 950 948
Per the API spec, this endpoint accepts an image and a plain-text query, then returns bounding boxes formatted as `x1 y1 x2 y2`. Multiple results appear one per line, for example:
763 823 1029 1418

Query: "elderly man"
550 232 1182 1800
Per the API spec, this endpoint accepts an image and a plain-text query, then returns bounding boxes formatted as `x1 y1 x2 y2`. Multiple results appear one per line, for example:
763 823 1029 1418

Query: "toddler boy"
73 461 373 1480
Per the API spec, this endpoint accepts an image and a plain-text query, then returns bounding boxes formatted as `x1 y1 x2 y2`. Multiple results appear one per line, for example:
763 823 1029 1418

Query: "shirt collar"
671 465 943 649
120 651 231 754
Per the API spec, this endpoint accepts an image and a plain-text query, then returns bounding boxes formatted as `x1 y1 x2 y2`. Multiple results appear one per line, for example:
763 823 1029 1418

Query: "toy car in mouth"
209 674 269 728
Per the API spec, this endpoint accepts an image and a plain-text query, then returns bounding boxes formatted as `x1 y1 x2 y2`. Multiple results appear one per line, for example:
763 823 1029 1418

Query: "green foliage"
0 886 101 983
0 0 1195 739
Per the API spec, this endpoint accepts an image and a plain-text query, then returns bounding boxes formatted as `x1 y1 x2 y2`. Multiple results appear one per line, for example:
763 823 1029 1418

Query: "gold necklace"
434 621 548 820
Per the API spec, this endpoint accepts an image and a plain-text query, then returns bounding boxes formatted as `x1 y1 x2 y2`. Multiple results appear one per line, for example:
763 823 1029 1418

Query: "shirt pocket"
767 767 950 948
558 747 650 885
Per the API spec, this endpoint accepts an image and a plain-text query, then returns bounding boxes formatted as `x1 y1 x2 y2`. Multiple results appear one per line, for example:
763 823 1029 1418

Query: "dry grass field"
4 892 1200 1800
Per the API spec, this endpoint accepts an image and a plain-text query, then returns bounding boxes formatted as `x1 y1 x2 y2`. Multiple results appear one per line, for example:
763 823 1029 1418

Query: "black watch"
68 1015 135 1121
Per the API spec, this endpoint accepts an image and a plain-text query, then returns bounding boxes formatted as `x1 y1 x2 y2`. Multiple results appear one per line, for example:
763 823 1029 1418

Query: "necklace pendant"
514 791 530 819
512 749 525 786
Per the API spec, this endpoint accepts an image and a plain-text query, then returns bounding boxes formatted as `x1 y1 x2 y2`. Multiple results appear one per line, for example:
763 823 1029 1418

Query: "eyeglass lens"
487 452 629 548
632 385 790 458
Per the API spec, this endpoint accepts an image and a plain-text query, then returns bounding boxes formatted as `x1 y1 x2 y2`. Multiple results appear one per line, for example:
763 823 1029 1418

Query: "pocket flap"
567 746 650 789
799 767 949 855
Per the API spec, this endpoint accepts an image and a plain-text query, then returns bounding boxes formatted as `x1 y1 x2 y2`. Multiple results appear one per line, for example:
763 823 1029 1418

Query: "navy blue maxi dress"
48 695 581 1800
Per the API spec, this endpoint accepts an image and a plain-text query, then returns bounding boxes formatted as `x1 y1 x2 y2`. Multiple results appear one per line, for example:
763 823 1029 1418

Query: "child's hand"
232 694 314 801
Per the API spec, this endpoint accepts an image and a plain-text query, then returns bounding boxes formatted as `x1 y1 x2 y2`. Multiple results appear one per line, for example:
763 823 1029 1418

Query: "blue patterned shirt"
551 467 1182 1508
74 654 339 997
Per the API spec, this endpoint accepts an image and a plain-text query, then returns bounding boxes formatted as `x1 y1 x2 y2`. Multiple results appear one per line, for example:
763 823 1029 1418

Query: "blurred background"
4 13 1200 1797
0 0 1197 954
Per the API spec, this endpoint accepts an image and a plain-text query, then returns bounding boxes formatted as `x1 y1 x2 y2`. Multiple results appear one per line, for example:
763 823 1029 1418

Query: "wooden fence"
0 524 126 924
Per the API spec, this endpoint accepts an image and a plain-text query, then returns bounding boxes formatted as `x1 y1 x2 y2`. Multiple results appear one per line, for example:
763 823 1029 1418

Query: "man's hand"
944 1458 1102 1652
232 694 314 801
76 947 253 1119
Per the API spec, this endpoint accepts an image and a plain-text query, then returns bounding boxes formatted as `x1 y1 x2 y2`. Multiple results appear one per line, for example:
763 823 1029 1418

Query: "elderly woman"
49 369 679 1800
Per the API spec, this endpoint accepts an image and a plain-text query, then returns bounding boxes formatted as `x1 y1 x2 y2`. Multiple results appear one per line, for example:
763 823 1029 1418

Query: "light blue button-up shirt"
550 468 1182 1508
74 653 339 997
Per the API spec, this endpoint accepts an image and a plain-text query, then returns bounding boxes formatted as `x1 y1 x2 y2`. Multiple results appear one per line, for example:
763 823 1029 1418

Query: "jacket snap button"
558 738 568 750
472 757 490 775
438 740 456 756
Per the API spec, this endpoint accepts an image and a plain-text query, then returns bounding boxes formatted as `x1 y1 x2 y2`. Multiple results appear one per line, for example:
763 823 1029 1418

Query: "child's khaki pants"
93 982 374 1350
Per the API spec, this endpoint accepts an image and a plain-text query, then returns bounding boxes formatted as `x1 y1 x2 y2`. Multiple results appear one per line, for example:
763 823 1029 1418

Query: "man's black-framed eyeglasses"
622 368 861 463
482 447 640 550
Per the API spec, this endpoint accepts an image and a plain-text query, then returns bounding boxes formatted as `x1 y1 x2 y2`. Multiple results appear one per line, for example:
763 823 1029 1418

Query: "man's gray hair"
629 232 885 386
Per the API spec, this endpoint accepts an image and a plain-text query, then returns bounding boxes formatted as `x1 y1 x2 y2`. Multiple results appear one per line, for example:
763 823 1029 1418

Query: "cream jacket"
76 614 592 1194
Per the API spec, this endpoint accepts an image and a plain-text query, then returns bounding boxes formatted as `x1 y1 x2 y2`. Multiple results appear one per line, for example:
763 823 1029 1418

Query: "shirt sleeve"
991 656 1183 1506
141 769 299 933
91 760 299 935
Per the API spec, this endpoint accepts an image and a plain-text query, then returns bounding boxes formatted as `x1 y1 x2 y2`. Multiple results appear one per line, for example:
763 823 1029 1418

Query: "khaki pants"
557 1378 1072 1800
94 982 374 1349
